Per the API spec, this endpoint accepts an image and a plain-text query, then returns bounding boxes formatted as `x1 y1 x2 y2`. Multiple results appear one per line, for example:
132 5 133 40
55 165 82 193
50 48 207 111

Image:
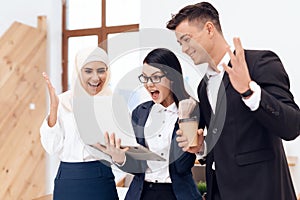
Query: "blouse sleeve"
40 107 64 155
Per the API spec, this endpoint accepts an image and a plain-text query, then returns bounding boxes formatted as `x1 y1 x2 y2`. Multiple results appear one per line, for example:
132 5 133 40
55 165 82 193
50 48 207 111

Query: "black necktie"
203 75 209 84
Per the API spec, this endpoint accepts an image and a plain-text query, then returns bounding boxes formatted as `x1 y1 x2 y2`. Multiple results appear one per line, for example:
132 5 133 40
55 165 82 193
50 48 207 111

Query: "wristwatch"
240 81 258 98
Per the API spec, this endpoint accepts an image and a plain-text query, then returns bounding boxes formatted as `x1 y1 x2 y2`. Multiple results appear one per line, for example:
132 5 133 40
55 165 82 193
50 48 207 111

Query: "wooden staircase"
0 16 47 200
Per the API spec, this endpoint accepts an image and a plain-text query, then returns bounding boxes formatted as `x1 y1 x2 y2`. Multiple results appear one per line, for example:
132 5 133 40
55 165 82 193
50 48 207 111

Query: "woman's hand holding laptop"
92 132 129 165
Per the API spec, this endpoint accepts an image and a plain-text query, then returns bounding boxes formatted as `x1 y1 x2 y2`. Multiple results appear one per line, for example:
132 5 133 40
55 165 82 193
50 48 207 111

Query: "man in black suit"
166 2 300 200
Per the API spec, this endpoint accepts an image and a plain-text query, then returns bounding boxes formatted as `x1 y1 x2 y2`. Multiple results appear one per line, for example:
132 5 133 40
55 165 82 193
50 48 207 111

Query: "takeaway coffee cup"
178 116 199 147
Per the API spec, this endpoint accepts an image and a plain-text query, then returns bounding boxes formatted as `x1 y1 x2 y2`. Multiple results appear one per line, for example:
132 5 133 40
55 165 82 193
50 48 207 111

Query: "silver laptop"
73 95 165 161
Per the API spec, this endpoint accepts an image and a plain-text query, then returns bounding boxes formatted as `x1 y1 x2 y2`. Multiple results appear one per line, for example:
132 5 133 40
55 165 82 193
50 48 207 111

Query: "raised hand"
42 72 59 127
93 132 129 164
222 37 252 94
178 97 197 119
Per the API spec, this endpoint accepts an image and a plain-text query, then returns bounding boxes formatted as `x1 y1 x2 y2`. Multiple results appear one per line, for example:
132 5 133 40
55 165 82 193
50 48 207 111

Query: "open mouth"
88 82 101 87
150 90 160 100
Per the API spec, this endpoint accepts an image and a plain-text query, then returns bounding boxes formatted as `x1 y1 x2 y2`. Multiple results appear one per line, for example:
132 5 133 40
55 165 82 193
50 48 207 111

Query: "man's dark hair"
166 2 222 33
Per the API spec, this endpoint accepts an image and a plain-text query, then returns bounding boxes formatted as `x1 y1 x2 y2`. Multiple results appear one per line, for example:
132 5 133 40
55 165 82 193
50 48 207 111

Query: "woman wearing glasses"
40 47 119 200
96 48 202 200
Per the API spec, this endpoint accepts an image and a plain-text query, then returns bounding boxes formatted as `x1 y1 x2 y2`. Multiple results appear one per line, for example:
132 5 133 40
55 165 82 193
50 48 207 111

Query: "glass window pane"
68 36 98 89
66 0 102 30
107 33 151 111
107 32 141 90
106 0 140 26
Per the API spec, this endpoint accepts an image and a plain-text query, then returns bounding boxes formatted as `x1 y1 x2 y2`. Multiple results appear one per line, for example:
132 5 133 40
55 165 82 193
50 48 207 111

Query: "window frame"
62 0 139 91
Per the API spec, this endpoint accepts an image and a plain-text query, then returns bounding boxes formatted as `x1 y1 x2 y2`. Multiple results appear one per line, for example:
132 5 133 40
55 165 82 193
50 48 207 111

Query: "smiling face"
80 61 108 96
142 63 174 107
175 20 212 65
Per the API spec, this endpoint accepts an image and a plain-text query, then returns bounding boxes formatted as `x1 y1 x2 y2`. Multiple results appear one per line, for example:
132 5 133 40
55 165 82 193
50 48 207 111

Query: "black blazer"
120 101 202 200
198 50 300 200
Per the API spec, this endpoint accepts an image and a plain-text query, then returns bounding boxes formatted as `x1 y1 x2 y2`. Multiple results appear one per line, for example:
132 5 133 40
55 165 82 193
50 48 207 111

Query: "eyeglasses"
138 74 166 84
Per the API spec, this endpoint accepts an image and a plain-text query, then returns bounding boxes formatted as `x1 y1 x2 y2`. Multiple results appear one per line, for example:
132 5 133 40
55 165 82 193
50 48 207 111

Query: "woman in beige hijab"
40 47 119 200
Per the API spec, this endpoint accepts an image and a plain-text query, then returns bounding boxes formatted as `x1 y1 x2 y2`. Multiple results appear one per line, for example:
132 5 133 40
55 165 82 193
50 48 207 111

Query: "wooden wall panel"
0 16 47 200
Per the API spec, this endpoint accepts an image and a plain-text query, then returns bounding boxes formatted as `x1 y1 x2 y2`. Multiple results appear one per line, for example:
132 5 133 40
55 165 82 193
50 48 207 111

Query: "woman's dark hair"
143 48 190 107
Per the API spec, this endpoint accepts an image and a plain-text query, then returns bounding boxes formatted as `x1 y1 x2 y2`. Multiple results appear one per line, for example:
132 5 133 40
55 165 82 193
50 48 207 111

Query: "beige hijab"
60 47 112 111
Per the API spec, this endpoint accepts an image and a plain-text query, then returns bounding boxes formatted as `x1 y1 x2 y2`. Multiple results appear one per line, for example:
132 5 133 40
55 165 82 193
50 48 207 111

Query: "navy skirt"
53 160 119 200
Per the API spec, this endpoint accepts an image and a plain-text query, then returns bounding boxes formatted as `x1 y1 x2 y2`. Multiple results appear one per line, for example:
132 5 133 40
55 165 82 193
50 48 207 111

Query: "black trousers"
212 171 221 200
140 181 177 200
53 160 118 200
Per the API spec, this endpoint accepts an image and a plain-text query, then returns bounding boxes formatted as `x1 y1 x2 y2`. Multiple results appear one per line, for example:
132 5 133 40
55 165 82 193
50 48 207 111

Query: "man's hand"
222 37 252 94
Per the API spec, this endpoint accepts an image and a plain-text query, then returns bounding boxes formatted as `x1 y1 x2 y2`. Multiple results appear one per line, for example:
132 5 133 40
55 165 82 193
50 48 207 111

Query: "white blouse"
144 102 178 183
40 91 111 163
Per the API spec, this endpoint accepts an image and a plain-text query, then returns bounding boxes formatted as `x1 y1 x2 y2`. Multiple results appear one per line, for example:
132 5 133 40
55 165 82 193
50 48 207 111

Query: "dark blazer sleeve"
118 154 147 174
118 103 151 174
172 143 196 174
247 50 300 140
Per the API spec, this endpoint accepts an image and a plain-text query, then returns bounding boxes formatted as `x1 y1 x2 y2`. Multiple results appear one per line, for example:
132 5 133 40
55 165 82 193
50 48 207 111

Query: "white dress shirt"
144 102 178 183
40 91 111 163
206 62 226 114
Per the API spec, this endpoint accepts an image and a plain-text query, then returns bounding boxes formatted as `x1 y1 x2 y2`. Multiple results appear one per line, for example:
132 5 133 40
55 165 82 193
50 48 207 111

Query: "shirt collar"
206 48 231 78
152 102 178 114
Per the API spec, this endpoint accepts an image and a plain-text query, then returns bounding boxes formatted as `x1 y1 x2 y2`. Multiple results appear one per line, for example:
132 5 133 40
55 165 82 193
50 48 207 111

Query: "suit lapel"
200 62 231 152
198 79 213 120
214 60 232 116
134 101 154 146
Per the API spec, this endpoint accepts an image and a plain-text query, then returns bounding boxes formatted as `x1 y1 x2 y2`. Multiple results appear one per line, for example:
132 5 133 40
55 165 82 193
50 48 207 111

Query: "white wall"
141 0 300 194
0 0 62 92
0 0 62 194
